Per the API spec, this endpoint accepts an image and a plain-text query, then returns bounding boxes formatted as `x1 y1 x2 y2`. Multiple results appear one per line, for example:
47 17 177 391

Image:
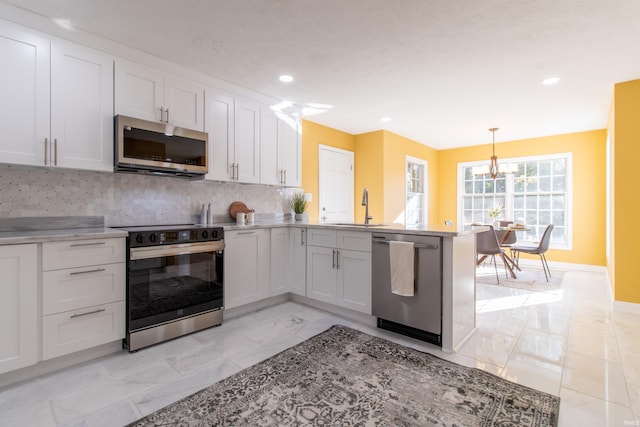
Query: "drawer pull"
69 268 106 276
70 308 106 319
70 242 107 247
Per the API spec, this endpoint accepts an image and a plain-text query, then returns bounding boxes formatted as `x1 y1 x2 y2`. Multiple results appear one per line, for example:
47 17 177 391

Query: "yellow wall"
438 130 607 266
610 79 640 303
381 131 439 224
302 119 607 267
354 131 384 224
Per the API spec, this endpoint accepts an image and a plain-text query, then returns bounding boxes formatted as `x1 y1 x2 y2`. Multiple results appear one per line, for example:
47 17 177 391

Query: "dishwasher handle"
372 239 439 250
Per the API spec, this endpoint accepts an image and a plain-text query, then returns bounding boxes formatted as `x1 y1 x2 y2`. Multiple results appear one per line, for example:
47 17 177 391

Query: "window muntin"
459 153 571 248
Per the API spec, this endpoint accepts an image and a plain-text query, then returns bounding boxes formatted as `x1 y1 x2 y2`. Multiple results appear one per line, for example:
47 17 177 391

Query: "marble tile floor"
1 267 639 426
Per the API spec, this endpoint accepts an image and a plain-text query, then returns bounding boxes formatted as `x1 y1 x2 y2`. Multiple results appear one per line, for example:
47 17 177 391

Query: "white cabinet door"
115 60 205 131
50 40 114 171
114 60 164 123
0 21 50 166
278 117 302 187
260 108 279 185
0 244 38 374
224 229 270 309
306 245 337 304
289 228 306 296
164 75 204 131
205 89 235 182
337 249 372 314
234 98 261 183
270 228 289 296
42 301 125 360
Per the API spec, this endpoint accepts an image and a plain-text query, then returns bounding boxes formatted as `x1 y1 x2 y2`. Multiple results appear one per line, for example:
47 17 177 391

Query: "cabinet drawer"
42 263 125 315
43 238 125 271
307 229 337 247
337 231 371 252
42 301 125 360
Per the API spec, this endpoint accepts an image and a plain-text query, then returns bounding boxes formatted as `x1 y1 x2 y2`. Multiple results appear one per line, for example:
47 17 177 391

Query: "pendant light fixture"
472 127 517 178
488 127 499 179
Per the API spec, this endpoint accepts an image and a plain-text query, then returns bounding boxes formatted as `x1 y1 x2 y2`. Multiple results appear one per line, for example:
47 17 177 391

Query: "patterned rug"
476 265 563 291
128 325 559 426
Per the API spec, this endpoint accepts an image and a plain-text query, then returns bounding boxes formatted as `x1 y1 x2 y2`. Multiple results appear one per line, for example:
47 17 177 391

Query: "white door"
306 245 337 304
114 60 164 122
318 145 354 222
164 76 205 131
234 98 261 183
270 228 289 296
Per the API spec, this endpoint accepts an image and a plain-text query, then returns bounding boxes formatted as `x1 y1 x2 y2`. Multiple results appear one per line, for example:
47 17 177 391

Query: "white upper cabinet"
205 91 260 183
50 40 114 171
0 20 50 166
234 98 261 183
260 108 302 187
115 60 205 131
205 89 234 182
0 20 113 172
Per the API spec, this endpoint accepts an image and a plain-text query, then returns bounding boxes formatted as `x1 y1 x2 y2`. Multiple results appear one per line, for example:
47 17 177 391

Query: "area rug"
476 265 563 291
128 325 559 426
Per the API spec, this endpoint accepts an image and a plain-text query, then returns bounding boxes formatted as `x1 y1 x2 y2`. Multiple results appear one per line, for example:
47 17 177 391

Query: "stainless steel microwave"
114 115 208 179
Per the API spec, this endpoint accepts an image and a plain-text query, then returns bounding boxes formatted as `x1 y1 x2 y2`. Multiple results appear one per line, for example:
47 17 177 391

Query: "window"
459 153 572 248
406 156 427 225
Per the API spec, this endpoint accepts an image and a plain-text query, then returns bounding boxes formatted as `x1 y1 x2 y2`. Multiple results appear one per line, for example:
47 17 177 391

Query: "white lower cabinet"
224 229 270 309
41 238 126 360
306 230 372 314
270 228 290 296
0 244 38 374
289 228 307 296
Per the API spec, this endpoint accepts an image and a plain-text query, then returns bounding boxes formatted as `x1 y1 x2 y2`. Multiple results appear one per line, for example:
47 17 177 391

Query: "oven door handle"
130 241 224 260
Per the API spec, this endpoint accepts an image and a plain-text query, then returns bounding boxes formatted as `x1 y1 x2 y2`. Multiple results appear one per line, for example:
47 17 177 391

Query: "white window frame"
405 155 428 226
457 152 572 250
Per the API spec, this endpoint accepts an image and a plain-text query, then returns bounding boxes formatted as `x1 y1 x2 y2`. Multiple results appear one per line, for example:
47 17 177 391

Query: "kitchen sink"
333 223 387 227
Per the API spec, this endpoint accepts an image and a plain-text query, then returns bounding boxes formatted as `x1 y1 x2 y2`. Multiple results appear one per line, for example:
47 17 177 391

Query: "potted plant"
289 192 308 221
488 205 504 227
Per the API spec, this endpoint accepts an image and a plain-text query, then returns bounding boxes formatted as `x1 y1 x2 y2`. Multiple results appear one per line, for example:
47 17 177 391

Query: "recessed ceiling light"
381 117 391 122
542 77 560 85
279 74 294 83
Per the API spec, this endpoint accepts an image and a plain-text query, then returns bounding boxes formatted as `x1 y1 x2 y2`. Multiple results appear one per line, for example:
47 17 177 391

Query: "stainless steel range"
118 224 224 351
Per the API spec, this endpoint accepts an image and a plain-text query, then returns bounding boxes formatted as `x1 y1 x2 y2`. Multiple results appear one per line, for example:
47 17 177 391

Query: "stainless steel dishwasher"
372 233 442 345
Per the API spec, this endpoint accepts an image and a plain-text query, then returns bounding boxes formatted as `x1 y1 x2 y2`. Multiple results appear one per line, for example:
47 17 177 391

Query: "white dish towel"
389 241 415 296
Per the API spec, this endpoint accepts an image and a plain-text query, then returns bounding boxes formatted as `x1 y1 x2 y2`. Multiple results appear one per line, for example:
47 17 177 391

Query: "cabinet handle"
332 249 336 269
69 241 107 247
236 231 255 235
165 107 170 123
70 308 106 319
300 229 305 246
44 137 48 165
336 249 340 269
69 268 106 276
284 169 287 185
54 138 58 166
235 163 239 180
160 107 165 122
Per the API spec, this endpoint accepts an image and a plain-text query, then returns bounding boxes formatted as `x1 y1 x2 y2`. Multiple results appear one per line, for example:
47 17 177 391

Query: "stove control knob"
212 230 218 239
202 230 208 239
149 233 157 243
135 234 144 244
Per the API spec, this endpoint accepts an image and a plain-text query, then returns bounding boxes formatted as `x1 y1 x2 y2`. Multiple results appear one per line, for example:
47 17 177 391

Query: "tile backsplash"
0 164 294 226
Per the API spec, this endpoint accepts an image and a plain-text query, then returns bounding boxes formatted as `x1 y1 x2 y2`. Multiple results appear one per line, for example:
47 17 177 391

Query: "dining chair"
476 225 514 283
511 224 554 282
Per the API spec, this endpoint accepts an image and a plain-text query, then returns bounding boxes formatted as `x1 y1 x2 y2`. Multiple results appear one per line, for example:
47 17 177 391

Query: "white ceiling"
4 0 640 149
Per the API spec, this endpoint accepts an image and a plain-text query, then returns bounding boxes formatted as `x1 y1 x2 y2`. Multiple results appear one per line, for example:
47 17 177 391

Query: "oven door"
127 241 224 332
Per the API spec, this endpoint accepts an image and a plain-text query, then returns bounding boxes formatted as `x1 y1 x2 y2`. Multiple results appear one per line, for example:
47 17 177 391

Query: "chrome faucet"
361 187 373 224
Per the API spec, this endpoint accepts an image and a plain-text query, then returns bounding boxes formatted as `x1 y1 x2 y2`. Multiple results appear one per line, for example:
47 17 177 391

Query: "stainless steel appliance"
372 233 442 345
115 115 208 179
119 224 224 351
